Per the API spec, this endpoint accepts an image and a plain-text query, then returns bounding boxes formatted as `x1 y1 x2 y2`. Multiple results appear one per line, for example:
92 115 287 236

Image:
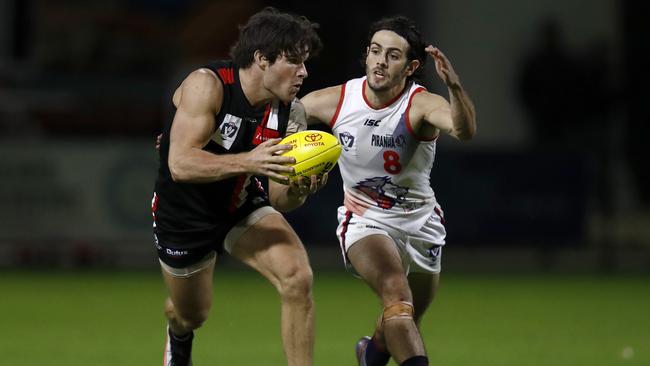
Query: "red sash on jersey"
252 104 280 145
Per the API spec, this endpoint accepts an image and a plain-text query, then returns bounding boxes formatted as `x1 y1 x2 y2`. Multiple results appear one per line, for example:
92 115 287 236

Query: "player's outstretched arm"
168 69 295 183
418 46 476 141
301 85 344 127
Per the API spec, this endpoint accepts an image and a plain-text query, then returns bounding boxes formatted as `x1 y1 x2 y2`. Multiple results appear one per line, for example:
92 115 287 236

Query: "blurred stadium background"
0 0 649 365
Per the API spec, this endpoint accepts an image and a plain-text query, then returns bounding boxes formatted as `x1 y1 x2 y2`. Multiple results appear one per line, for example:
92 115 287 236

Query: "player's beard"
366 65 405 93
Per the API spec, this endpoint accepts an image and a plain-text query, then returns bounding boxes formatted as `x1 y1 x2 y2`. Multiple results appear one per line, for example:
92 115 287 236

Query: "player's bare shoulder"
411 90 450 114
301 84 345 125
173 68 223 113
410 90 452 134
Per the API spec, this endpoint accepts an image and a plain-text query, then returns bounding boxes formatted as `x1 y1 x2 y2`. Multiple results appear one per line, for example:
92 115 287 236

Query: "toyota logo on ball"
304 133 322 142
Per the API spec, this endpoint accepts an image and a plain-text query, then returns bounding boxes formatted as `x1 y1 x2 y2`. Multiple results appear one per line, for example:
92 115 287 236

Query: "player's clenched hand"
289 173 329 197
425 45 461 87
243 138 295 182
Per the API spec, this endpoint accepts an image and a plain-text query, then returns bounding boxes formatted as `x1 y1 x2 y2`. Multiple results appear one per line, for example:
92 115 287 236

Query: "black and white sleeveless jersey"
152 60 292 248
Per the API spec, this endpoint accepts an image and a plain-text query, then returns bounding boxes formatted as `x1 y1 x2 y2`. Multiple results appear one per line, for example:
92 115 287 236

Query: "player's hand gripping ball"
278 130 342 183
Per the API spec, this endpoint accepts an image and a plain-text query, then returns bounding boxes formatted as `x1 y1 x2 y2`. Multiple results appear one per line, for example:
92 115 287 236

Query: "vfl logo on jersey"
363 118 381 127
339 131 355 151
371 134 406 149
354 176 409 210
221 122 238 138
214 114 242 150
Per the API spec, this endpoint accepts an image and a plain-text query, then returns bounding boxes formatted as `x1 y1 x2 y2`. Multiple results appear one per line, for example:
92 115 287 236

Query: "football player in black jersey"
153 8 323 366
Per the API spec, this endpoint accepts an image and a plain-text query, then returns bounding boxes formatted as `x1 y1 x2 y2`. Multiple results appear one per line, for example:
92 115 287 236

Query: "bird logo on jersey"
354 176 409 210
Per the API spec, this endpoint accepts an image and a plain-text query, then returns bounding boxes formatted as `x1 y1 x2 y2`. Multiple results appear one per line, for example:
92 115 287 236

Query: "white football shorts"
336 206 446 274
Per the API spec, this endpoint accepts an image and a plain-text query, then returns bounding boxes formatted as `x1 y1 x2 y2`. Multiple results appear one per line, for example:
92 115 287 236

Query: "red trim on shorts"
329 83 347 128
434 206 445 225
404 87 438 141
362 79 408 110
339 210 353 265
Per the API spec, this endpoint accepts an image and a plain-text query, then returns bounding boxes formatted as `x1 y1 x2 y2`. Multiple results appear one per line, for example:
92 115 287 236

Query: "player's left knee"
277 264 313 301
382 301 414 323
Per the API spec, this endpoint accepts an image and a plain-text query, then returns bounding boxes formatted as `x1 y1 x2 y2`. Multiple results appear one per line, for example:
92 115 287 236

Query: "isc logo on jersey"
363 118 381 127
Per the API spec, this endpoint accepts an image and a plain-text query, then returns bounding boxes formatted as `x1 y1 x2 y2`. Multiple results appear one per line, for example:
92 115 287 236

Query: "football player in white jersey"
301 16 476 366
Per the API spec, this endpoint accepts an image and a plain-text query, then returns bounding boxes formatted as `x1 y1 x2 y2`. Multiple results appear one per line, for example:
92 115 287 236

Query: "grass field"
1 270 648 365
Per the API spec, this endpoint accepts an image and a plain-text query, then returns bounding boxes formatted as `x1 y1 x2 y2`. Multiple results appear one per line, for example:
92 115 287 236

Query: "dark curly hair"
364 16 427 82
230 7 322 68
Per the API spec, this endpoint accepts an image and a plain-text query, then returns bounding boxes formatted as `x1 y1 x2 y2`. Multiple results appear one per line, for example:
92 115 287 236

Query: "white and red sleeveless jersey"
330 76 446 236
